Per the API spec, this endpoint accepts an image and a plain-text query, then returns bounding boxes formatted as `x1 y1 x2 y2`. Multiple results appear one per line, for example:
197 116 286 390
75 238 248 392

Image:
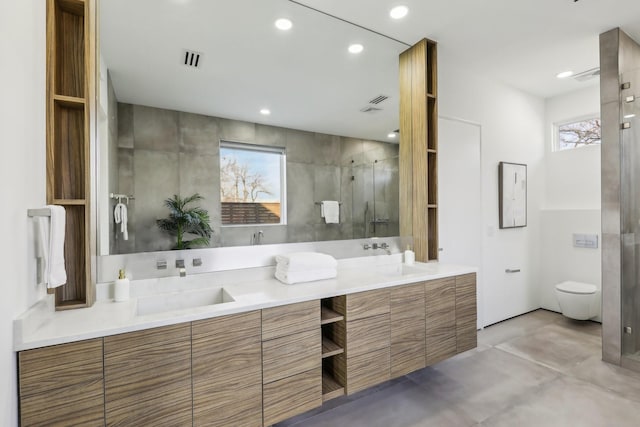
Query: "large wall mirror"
97 0 408 256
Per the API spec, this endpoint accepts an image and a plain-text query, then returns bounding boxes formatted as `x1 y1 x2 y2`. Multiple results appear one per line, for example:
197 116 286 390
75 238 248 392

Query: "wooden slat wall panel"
262 300 319 340
263 328 321 383
456 273 478 353
104 324 192 426
411 40 429 262
425 277 457 364
263 368 322 426
399 49 413 238
334 289 390 321
398 39 438 261
391 283 426 377
193 312 262 427
19 339 104 427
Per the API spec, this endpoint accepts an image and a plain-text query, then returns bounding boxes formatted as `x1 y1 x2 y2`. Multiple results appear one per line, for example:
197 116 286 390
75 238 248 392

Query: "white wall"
0 1 47 425
541 85 601 319
438 61 546 326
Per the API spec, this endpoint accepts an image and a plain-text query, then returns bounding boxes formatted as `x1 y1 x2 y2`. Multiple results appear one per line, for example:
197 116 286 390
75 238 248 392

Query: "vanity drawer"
194 382 262 427
262 300 320 340
391 318 426 378
262 328 321 383
263 367 322 426
456 273 477 354
342 346 391 394
334 288 390 321
391 282 425 320
426 277 457 364
192 310 261 349
344 313 390 358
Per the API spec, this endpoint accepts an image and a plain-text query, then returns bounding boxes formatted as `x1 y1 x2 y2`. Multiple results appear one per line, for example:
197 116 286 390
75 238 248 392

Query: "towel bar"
27 208 51 217
314 202 342 205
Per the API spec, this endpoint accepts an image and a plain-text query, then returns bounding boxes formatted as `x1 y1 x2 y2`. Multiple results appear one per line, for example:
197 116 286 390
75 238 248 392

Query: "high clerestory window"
219 141 286 225
555 116 601 151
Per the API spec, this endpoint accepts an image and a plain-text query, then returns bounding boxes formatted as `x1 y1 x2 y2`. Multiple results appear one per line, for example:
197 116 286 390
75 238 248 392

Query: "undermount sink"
136 287 235 316
379 264 426 277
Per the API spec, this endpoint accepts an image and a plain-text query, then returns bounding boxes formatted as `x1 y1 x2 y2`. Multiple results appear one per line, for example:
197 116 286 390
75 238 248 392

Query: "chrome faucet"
176 259 186 277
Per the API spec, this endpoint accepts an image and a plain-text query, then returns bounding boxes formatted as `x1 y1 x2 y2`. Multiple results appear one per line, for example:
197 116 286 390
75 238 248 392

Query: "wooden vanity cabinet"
333 289 391 394
425 277 457 364
103 323 192 426
18 339 105 426
456 273 478 353
390 283 426 378
192 311 263 427
261 300 322 426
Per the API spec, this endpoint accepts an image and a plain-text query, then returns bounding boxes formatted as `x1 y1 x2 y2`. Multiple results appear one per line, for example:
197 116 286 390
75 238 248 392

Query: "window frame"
553 114 602 152
219 140 287 227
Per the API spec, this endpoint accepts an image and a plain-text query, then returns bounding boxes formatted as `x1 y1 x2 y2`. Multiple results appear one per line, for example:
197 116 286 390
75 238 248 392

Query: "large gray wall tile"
133 105 179 152
179 112 220 155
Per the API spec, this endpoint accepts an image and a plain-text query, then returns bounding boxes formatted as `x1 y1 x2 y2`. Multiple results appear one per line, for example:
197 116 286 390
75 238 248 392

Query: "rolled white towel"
275 268 337 285
275 252 337 272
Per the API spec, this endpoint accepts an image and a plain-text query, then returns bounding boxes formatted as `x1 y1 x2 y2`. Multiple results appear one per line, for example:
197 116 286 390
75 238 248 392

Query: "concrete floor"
277 309 640 427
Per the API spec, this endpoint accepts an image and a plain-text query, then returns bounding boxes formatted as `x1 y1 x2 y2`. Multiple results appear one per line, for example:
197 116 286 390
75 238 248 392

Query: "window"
219 141 286 225
555 117 601 151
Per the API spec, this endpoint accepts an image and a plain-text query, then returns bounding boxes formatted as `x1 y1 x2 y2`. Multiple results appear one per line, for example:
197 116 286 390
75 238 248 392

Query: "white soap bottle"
404 246 415 265
114 269 130 302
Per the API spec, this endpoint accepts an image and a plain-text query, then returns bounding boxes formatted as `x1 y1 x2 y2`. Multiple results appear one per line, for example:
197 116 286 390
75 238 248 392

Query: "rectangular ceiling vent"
573 67 600 82
368 95 389 104
360 106 383 113
183 49 202 68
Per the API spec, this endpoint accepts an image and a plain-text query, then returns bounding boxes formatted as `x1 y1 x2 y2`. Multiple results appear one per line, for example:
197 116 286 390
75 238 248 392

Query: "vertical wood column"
46 0 95 309
399 39 438 262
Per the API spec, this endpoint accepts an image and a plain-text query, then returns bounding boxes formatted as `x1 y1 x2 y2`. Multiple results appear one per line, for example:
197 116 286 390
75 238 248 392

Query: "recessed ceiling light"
556 70 574 79
387 132 397 139
348 44 364 54
389 5 409 19
275 18 292 31
260 108 271 115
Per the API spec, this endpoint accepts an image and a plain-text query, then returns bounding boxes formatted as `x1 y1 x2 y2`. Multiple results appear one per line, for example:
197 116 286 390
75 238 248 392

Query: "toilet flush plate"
573 233 598 249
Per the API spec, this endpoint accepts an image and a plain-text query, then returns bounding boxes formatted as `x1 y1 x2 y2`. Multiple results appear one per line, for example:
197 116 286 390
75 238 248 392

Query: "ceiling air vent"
368 94 389 104
573 67 600 82
360 106 383 113
183 49 202 68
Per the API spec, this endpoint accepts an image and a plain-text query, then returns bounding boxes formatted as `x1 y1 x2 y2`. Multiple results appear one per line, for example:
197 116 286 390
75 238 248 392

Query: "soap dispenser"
404 246 415 265
114 269 130 302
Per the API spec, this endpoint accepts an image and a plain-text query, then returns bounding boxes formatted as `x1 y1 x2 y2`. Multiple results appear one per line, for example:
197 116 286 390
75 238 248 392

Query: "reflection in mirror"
98 0 407 255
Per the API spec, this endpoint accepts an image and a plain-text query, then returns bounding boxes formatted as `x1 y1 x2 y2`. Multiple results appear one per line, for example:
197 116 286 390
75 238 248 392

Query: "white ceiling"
100 0 640 143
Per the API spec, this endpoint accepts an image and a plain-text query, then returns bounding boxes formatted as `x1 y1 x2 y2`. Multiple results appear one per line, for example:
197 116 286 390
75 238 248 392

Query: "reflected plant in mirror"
157 194 213 250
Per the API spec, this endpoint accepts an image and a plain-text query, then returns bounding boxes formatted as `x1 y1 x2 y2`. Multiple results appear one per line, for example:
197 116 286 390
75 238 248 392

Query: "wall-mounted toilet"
555 281 599 320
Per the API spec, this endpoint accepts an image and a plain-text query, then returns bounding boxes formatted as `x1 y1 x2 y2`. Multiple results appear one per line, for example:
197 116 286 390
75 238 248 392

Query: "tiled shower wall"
110 103 399 253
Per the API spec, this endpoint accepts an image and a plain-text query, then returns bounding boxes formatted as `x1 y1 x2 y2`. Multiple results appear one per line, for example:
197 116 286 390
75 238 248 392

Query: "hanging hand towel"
114 202 128 240
40 205 67 288
321 201 340 224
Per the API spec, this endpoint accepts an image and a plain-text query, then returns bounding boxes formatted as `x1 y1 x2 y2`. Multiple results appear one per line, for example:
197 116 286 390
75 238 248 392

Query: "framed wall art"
498 162 527 229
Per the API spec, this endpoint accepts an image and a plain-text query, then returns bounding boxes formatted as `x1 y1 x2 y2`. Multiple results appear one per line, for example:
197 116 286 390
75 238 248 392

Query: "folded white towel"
114 202 128 240
321 201 339 224
275 268 337 285
275 252 338 272
40 205 67 288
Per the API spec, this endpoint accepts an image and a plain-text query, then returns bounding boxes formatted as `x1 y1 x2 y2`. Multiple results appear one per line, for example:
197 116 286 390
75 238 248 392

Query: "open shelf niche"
46 0 95 309
320 298 346 402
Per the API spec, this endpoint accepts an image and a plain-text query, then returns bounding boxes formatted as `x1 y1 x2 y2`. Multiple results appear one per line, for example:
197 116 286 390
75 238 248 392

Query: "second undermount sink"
136 287 235 316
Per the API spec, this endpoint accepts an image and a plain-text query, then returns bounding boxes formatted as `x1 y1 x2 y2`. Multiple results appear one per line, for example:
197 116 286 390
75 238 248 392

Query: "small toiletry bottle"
114 269 130 302
404 246 415 265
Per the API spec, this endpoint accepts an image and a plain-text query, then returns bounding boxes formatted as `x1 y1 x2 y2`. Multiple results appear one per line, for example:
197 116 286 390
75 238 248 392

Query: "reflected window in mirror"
220 141 286 226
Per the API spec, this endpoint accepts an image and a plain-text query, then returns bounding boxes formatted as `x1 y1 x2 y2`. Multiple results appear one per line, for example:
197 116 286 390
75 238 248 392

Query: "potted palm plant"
157 193 213 249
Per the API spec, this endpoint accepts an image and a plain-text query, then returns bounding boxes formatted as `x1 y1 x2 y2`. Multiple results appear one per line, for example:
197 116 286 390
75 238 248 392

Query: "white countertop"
14 257 476 351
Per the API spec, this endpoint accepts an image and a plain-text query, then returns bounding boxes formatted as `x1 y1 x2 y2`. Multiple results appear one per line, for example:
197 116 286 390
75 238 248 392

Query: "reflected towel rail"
314 202 342 205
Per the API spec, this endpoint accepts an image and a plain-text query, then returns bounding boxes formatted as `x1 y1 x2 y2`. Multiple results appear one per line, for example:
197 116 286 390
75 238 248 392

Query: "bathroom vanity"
15 261 476 426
